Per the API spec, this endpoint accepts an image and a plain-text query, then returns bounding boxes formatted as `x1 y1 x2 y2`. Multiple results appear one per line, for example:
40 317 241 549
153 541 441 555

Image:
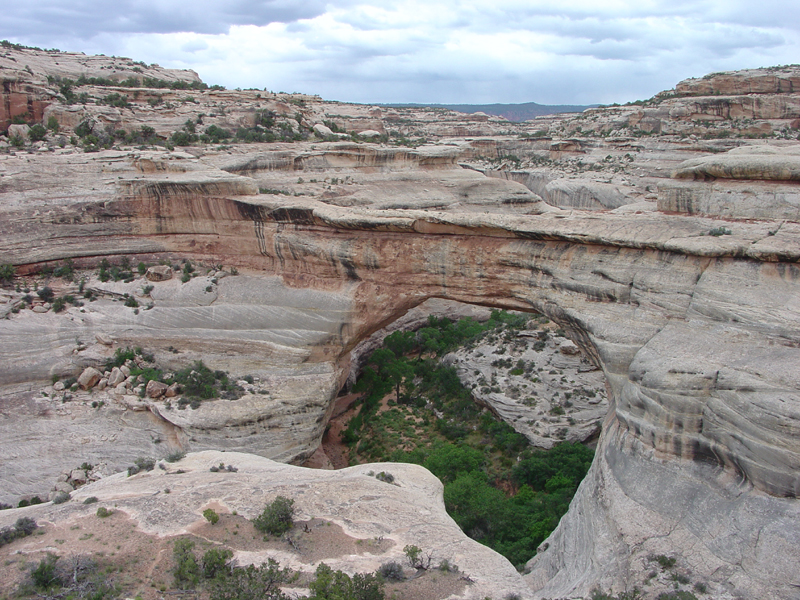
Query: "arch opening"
304 298 609 569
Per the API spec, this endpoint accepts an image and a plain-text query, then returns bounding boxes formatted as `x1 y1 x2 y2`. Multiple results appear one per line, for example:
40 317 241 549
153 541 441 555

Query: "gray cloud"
1 0 798 105
0 0 346 40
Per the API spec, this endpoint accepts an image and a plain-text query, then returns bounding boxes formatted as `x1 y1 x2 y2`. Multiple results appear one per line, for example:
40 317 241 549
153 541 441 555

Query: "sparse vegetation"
708 226 732 236
127 457 156 476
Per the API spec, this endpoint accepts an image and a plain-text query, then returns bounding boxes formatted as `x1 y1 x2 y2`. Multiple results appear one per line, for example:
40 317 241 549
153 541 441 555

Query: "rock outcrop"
0 450 531 600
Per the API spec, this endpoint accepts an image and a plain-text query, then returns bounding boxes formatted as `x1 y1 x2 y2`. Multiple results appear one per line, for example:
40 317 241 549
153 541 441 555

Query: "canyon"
1 45 799 599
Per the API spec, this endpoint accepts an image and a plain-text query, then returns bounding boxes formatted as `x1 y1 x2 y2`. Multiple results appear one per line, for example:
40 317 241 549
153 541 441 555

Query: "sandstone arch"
2 176 799 598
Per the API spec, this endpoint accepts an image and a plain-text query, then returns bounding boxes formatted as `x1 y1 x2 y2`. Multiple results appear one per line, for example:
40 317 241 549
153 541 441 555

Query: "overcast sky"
3 1 798 105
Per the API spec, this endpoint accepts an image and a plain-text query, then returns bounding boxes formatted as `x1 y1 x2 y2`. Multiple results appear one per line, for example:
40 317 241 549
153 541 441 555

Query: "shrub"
253 496 294 537
83 496 99 504
166 450 186 463
0 517 38 547
656 593 697 600
15 517 37 536
375 471 394 484
653 554 677 570
37 286 55 302
203 508 220 525
127 457 156 476
52 297 66 312
437 559 457 573
708 227 732 237
47 115 59 132
102 93 129 108
0 264 14 283
377 561 404 581
173 360 232 400
52 491 70 504
96 507 112 518
29 123 47 142
124 296 139 308
32 554 61 589
403 544 424 569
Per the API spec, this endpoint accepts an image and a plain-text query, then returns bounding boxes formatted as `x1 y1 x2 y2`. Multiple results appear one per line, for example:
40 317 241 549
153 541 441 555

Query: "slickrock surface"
1 48 800 599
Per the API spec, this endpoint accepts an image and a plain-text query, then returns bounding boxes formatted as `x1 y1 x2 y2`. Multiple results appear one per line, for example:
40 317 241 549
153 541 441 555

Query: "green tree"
202 547 233 579
307 563 384 600
383 330 416 357
253 496 294 537
383 359 414 402
423 443 484 483
210 559 293 600
173 539 200 588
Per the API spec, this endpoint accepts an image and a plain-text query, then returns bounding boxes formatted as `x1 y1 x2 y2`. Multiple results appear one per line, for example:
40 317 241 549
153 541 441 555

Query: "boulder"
96 378 108 391
77 367 102 390
358 130 382 138
146 265 173 281
559 340 581 355
69 469 88 485
53 481 73 494
165 382 180 398
95 333 113 346
146 379 168 399
8 124 30 141
313 123 334 137
107 366 125 387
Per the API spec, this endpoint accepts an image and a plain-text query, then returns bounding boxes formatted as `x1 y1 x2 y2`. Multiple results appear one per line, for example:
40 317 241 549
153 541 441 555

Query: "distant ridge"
378 101 597 122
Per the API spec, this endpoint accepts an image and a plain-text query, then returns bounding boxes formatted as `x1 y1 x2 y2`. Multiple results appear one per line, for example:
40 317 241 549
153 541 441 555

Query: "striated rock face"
659 146 800 220
1 50 800 599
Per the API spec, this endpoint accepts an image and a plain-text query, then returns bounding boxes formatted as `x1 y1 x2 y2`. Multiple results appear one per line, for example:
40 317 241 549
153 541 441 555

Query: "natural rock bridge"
1 148 799 599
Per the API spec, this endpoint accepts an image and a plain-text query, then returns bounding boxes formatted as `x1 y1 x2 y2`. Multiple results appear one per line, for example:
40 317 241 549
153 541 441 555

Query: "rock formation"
1 47 799 599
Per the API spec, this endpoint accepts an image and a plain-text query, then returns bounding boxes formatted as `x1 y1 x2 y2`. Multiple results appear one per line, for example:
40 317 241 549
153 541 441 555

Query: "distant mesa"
378 101 598 122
